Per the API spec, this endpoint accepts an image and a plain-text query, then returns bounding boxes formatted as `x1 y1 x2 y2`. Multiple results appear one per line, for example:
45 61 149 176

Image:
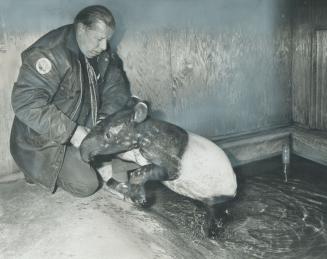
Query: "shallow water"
144 155 327 259
1 155 326 258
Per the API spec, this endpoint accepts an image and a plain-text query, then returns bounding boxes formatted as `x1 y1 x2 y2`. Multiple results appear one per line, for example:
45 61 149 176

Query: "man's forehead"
89 20 114 36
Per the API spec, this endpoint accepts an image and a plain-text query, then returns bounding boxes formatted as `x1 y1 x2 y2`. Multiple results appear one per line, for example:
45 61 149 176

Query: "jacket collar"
65 24 80 58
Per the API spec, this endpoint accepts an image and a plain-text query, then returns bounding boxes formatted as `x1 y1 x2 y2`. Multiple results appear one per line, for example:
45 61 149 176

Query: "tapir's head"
80 101 148 162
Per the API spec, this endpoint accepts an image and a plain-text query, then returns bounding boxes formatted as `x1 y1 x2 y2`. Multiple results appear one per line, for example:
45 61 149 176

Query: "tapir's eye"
104 132 111 140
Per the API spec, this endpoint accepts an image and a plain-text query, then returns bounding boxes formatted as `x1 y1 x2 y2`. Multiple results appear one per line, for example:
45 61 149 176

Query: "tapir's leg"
127 164 177 205
205 196 235 238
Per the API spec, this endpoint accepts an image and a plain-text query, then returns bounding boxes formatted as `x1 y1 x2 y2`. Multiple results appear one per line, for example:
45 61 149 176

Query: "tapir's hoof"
106 179 129 199
128 183 148 207
206 208 232 239
207 217 224 239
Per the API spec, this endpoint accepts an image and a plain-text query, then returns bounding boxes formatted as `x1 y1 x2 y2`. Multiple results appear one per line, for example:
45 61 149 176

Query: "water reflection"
146 155 327 258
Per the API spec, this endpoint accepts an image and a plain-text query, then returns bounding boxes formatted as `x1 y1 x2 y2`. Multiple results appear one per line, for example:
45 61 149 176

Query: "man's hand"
70 126 90 148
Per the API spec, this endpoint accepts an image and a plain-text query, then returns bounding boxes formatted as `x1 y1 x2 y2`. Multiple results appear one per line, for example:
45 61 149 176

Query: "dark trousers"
56 145 101 197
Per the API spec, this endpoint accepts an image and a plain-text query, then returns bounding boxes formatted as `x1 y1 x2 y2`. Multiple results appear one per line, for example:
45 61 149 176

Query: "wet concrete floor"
1 155 327 258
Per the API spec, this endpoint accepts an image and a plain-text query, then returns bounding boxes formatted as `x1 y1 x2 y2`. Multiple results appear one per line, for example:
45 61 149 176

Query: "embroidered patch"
35 57 52 75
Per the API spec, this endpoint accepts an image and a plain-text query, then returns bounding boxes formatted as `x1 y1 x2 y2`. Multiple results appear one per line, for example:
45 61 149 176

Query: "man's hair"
74 5 115 29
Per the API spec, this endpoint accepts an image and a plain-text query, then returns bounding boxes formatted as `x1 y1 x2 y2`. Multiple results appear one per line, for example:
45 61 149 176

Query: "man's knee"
58 176 100 198
71 182 100 197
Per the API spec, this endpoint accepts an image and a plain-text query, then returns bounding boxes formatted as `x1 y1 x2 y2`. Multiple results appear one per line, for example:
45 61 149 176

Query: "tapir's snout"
80 142 91 163
80 135 99 163
80 131 130 163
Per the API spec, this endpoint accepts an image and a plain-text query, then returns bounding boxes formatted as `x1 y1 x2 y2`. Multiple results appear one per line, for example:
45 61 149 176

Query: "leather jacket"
10 24 131 191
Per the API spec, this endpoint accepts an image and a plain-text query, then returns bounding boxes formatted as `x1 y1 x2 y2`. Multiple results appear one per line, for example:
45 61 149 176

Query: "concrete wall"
290 0 327 166
118 0 293 138
292 0 327 129
0 0 294 176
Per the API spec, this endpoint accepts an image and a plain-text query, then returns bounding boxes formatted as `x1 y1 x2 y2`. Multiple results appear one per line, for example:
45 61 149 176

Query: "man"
10 5 132 197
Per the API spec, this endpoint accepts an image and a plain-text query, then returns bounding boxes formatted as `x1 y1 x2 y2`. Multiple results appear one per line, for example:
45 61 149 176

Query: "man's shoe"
24 174 35 185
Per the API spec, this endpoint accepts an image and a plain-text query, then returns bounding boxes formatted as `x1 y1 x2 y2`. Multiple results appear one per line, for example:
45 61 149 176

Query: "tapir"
80 99 237 211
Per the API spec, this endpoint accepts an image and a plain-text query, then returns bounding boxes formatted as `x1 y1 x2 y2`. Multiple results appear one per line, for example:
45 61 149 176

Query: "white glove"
70 126 90 148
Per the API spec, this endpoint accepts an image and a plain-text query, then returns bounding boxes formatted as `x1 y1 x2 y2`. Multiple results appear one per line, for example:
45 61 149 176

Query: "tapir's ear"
133 102 148 123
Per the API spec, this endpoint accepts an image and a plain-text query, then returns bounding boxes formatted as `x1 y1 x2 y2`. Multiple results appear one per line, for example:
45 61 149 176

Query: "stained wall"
0 0 294 175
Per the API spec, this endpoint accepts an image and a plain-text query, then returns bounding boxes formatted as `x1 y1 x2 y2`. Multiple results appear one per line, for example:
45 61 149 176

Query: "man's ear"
133 102 148 123
76 23 86 34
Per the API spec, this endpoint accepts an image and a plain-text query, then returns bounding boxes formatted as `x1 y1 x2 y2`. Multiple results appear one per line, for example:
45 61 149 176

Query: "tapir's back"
136 119 189 170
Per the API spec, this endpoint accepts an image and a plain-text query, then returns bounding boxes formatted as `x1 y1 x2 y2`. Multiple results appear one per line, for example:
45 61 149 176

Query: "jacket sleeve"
98 52 132 119
11 47 77 144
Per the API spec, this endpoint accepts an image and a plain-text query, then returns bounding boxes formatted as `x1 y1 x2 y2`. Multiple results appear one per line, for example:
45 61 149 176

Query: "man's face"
77 20 114 58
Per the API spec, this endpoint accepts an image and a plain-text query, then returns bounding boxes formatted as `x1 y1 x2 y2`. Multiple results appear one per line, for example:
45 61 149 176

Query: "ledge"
214 127 291 167
214 125 327 167
291 127 327 166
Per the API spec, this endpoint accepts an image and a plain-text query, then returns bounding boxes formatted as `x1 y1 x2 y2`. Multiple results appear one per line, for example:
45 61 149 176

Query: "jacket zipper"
52 60 83 192
71 60 83 120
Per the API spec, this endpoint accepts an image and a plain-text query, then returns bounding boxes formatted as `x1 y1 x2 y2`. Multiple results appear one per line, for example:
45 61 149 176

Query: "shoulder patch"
35 57 52 75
